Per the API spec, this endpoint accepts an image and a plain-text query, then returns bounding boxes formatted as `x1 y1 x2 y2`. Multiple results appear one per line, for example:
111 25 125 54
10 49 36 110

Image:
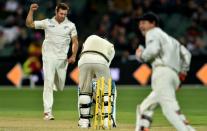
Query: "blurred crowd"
0 0 207 73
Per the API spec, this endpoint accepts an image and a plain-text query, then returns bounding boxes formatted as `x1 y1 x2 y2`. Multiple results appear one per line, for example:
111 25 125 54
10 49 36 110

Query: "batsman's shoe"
43 112 55 120
78 119 90 128
104 118 116 129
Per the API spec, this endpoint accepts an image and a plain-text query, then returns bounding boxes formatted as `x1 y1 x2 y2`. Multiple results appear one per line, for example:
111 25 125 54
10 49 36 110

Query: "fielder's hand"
176 72 187 91
179 72 187 82
135 45 144 62
30 3 39 11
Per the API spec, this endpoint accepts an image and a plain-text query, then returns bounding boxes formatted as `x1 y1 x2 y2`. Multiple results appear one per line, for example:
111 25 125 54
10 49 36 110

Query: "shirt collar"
52 17 69 24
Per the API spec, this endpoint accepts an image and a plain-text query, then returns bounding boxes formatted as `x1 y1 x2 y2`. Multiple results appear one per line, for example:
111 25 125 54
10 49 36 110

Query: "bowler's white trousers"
135 66 194 131
42 57 68 113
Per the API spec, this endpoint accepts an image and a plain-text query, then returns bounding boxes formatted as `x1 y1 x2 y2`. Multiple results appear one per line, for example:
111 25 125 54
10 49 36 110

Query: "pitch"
0 85 206 131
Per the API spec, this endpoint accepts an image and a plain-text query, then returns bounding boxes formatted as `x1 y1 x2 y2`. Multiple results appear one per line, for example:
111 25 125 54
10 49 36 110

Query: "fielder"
77 35 116 128
26 3 78 120
135 12 195 131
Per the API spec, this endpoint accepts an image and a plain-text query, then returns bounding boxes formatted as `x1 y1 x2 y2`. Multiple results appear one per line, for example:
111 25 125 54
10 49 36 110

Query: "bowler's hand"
30 3 39 11
68 55 76 64
136 48 142 58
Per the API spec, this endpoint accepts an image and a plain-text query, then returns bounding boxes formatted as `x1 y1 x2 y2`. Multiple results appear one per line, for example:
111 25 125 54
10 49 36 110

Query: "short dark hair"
56 3 69 12
137 12 159 26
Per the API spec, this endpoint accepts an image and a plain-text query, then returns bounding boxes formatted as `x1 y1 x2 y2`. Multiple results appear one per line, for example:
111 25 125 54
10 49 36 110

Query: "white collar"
52 17 69 24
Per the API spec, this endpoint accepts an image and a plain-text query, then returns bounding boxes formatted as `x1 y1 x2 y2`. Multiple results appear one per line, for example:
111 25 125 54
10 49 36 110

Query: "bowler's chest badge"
64 26 69 29
48 25 55 27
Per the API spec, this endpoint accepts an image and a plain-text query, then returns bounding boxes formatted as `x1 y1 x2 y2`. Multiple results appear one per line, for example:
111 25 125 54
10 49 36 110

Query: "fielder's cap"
137 12 159 26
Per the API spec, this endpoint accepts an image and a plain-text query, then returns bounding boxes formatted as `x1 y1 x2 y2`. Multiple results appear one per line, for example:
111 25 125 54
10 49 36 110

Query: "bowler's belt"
80 50 109 63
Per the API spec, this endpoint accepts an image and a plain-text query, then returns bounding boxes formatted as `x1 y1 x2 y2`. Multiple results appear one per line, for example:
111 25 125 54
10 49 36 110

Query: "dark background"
0 0 207 85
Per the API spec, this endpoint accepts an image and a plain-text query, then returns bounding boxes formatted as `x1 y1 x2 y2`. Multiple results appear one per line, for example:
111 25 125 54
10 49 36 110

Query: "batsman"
77 35 117 128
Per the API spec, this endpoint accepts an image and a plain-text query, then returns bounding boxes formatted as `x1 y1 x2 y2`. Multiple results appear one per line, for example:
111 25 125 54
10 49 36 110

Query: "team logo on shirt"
64 26 69 29
48 25 55 27
148 40 154 44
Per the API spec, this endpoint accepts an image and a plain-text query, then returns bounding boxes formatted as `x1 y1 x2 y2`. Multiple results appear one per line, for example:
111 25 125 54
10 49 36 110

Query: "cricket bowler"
26 3 78 120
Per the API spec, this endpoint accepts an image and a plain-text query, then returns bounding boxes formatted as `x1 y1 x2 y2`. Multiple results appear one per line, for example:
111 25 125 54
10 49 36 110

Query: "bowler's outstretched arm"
26 3 39 28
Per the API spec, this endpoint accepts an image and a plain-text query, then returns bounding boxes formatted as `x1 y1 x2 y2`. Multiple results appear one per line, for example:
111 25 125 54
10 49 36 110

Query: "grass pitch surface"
0 85 206 131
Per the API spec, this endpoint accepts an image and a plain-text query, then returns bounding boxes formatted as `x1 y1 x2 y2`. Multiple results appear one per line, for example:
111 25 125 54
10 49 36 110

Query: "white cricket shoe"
187 125 196 131
78 119 90 128
104 118 115 129
43 112 55 120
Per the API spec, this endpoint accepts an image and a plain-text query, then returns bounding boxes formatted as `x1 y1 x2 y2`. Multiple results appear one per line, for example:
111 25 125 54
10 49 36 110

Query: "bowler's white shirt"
34 17 77 59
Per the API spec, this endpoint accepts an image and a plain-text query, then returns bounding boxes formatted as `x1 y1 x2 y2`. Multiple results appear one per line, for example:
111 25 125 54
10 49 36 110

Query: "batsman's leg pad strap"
103 95 113 113
80 103 92 108
79 93 93 96
80 114 93 119
79 94 92 119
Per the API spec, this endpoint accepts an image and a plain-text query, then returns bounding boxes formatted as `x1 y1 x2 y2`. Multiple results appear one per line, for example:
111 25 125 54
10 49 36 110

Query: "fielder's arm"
135 45 144 62
177 45 191 91
139 31 161 62
26 4 39 28
140 39 160 62
180 45 192 72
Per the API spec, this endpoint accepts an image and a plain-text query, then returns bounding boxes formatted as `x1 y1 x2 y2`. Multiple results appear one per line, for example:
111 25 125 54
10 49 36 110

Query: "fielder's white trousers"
136 66 192 131
42 57 68 113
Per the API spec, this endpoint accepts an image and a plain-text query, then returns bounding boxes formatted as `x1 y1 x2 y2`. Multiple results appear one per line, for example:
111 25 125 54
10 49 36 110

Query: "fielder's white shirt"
180 44 191 72
34 17 77 59
141 27 183 73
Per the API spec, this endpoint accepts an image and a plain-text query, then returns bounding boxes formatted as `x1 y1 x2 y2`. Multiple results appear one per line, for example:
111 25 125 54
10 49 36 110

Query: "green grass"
0 85 207 131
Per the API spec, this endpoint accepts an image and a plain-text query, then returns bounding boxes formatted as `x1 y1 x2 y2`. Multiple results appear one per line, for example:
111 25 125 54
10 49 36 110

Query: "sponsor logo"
64 26 69 29
48 25 55 27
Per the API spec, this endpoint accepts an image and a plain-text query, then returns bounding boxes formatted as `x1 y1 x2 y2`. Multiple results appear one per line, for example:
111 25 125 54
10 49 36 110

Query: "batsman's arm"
26 4 39 28
108 45 115 65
